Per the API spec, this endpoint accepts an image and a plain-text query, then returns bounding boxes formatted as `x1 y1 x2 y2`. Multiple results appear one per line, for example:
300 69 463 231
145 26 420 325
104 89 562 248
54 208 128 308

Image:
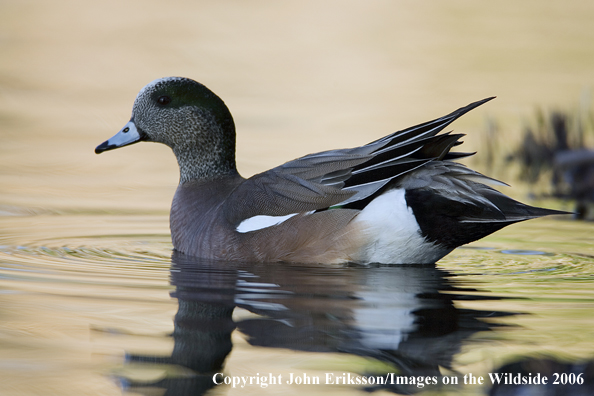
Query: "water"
1 213 593 395
2 1 594 395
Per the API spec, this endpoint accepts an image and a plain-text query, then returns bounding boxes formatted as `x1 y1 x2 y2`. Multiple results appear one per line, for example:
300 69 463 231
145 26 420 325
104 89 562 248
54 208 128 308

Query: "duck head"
95 77 238 183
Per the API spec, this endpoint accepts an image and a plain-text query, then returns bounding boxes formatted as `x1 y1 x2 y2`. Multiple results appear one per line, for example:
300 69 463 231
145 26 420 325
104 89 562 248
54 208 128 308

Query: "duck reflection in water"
118 252 513 395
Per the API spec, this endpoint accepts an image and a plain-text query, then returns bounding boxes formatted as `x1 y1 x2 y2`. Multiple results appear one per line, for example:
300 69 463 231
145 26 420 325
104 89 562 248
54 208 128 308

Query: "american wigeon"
96 77 565 264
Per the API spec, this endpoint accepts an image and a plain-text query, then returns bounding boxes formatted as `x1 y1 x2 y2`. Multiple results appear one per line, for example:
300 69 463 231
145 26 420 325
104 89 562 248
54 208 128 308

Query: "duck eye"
157 95 171 106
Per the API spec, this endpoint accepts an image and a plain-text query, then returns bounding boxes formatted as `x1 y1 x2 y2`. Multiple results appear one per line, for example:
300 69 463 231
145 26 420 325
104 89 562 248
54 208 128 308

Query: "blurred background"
2 0 594 214
2 2 594 396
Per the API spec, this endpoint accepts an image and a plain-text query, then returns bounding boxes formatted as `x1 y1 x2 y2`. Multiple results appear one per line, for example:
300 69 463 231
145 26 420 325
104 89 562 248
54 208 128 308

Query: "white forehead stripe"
136 77 188 100
236 213 299 233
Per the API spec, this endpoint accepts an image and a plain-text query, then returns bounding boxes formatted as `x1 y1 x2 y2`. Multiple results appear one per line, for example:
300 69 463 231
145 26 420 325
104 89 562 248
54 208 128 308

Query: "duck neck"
173 109 239 184
174 145 238 184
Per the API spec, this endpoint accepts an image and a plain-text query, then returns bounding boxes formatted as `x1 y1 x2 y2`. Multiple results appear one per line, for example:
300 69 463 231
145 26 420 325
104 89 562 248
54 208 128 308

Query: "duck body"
96 77 565 264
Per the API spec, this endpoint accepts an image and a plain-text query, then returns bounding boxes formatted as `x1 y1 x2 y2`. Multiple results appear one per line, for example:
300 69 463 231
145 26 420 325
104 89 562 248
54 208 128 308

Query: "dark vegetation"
486 100 594 219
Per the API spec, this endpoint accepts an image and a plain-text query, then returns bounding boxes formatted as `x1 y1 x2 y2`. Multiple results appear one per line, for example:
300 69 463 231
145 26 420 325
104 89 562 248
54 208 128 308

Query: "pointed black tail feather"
333 98 497 210
343 98 494 196
405 187 570 249
461 192 573 223
367 97 496 148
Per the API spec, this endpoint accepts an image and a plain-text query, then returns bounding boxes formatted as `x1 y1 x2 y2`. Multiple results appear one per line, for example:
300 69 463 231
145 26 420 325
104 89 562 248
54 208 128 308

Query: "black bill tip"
95 141 114 154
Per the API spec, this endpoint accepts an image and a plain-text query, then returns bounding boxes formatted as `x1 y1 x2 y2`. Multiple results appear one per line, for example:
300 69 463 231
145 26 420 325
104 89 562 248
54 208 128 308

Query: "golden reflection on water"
2 1 594 395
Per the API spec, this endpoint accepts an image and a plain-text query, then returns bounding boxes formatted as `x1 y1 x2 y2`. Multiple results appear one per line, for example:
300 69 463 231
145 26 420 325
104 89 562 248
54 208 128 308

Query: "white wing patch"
236 213 300 233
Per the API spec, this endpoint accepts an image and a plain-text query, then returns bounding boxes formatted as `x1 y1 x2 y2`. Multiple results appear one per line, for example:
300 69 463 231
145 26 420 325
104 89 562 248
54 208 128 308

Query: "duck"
95 77 565 264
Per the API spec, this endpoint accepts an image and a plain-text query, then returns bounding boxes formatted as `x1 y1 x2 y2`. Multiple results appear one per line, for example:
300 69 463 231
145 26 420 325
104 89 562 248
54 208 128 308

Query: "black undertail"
404 188 566 249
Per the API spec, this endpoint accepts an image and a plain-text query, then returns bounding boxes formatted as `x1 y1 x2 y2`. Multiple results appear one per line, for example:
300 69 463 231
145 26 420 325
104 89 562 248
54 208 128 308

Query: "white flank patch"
236 213 299 233
352 189 449 264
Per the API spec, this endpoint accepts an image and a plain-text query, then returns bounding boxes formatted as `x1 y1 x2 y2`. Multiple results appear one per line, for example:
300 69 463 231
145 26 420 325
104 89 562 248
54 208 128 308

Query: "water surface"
1 213 593 395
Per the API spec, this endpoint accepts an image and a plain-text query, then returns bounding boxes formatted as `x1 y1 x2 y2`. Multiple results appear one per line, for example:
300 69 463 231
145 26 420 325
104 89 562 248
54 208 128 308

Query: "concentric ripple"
0 224 175 295
0 212 174 283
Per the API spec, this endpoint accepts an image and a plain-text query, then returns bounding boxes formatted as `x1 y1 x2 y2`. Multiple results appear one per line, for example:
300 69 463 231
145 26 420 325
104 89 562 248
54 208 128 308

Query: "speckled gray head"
95 77 237 183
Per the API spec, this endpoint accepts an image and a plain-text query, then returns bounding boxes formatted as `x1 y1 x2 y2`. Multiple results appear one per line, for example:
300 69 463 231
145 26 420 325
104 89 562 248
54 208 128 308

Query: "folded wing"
223 97 496 224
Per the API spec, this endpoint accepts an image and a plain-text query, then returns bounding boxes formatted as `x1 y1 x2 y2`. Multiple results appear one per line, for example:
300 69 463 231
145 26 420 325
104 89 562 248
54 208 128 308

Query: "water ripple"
0 235 173 285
